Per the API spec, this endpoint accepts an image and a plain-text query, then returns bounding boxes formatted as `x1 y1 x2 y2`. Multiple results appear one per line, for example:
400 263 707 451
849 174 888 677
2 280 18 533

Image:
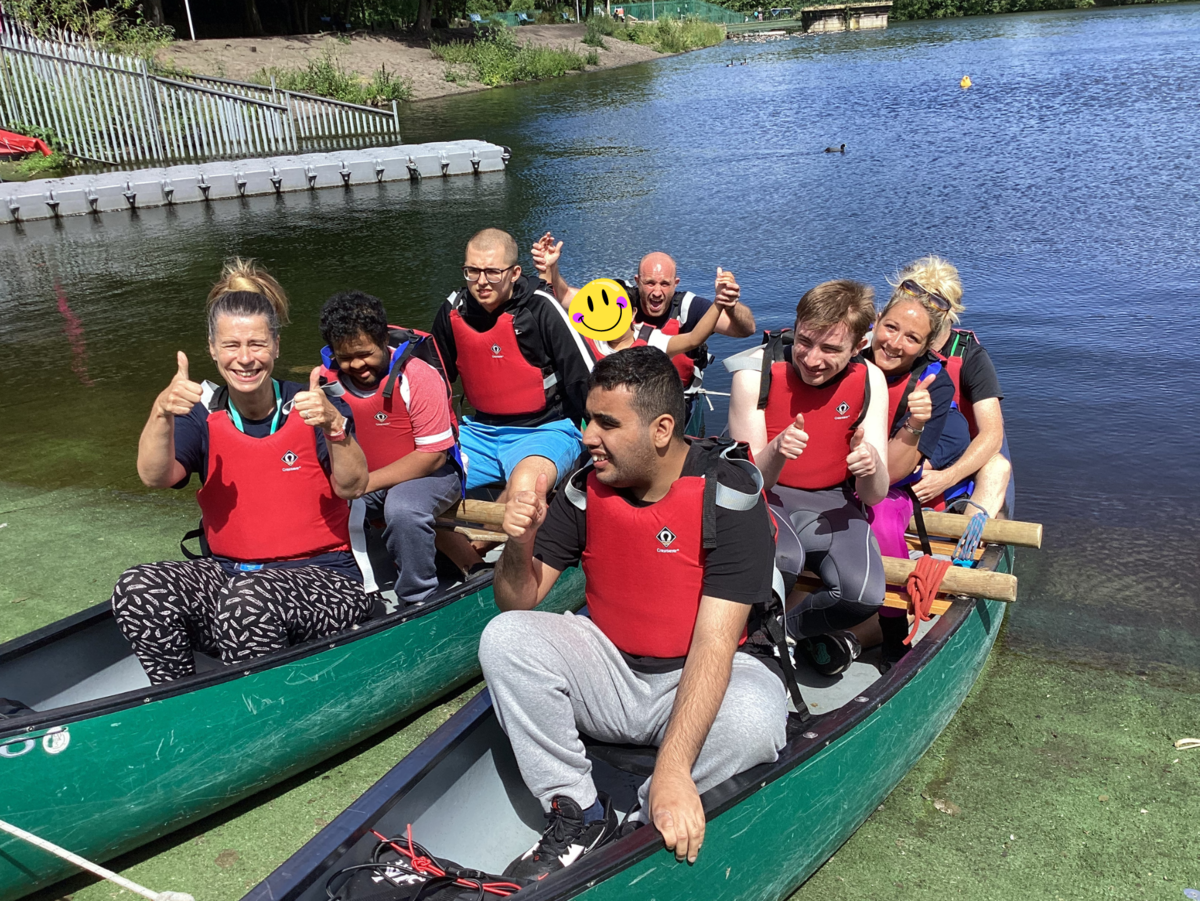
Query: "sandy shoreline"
156 26 667 103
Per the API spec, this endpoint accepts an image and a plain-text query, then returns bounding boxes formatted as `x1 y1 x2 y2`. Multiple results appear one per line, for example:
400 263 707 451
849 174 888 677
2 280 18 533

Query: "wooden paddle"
910 511 1042 549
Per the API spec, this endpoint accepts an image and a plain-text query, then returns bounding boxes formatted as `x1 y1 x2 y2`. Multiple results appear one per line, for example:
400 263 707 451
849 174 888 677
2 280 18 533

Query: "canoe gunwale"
0 569 498 739
246 542 1007 901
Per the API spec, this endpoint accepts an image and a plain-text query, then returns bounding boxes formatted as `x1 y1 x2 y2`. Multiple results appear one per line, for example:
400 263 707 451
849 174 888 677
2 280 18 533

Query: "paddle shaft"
910 511 1042 549
449 502 1042 551
0 818 192 901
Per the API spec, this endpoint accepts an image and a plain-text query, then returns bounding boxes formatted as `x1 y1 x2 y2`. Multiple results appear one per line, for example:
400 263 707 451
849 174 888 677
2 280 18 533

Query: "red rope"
369 828 522 897
904 555 952 646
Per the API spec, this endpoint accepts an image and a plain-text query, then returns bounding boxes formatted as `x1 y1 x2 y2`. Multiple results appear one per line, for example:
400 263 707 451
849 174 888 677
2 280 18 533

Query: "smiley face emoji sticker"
568 279 633 341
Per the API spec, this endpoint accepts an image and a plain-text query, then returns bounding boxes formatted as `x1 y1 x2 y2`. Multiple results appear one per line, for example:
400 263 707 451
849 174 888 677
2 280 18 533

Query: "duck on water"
0 242 1024 901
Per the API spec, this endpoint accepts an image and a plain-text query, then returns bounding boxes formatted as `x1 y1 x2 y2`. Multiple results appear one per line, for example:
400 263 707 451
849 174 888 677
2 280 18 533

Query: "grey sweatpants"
478 610 788 818
359 462 462 604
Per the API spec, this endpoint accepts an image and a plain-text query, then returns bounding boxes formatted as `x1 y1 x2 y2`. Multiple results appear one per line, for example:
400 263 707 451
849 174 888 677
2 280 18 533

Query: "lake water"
1 2 1197 674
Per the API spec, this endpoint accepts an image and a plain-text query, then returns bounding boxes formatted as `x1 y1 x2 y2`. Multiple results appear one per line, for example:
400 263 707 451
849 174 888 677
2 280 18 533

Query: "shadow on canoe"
0 562 585 901
245 542 1013 901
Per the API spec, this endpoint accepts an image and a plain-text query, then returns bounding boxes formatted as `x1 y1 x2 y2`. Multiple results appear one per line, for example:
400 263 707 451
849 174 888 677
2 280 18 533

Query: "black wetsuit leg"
769 485 885 638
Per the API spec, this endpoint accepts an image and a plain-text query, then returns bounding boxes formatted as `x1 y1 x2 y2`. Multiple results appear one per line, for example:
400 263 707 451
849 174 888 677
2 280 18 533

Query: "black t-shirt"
431 275 594 427
533 442 779 674
957 341 1004 407
172 380 360 580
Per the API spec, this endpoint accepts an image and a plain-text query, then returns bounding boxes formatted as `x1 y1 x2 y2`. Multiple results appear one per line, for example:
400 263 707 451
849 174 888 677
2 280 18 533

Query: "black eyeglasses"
463 265 515 284
898 279 951 312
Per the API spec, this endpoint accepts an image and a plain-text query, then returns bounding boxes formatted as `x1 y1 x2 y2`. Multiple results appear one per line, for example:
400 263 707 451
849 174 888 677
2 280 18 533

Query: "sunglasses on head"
899 279 951 312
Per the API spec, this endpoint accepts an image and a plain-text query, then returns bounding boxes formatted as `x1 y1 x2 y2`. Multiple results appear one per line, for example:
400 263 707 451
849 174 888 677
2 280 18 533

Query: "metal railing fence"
0 15 401 165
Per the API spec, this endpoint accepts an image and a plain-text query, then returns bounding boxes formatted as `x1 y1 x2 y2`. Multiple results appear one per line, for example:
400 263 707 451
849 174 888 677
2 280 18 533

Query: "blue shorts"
459 418 585 490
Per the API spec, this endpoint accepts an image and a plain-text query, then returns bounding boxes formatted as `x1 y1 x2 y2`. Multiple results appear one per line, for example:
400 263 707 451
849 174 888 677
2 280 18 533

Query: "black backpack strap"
180 525 210 560
906 486 933 557
762 581 810 723
756 330 792 410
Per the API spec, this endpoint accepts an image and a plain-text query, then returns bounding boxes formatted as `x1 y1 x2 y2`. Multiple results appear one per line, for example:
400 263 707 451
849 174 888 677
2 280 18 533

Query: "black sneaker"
797 631 861 677
504 793 617 881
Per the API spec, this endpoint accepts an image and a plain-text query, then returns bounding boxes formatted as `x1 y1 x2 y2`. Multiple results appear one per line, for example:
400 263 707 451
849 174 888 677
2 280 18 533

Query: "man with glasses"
431 229 593 500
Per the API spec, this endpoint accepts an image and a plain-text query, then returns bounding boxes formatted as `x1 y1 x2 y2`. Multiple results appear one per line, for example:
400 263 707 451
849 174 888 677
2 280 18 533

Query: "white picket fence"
0 13 401 165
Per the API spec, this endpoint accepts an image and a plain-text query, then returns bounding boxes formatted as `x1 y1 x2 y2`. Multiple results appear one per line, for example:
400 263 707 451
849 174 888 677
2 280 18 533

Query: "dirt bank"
156 26 665 102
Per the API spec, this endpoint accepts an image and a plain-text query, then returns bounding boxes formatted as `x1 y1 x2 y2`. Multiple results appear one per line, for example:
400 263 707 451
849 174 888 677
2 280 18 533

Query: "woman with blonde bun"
110 261 372 684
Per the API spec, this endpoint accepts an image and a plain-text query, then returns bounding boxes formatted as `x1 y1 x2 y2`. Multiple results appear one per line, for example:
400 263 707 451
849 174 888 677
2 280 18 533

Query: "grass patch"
432 28 587 87
585 48 600 66
252 51 413 107
590 15 725 53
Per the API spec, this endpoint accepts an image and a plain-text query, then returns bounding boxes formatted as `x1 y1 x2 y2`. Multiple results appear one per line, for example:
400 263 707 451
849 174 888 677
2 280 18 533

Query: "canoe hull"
0 570 583 901
574 564 1009 900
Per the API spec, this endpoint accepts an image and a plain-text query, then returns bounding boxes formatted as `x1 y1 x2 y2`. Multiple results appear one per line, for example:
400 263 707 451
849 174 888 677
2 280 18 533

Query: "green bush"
583 19 609 46
253 52 413 106
432 27 588 86
600 15 724 52
586 48 600 65
3 0 172 58
890 0 1132 18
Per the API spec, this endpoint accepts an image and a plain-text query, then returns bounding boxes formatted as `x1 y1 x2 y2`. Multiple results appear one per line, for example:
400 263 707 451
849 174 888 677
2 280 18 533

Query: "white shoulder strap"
565 466 590 510
201 380 220 412
536 288 594 372
723 345 764 373
679 291 696 323
713 444 763 512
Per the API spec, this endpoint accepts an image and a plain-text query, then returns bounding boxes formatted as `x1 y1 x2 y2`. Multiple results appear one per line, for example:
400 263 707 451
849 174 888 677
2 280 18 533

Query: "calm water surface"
2 3 1197 671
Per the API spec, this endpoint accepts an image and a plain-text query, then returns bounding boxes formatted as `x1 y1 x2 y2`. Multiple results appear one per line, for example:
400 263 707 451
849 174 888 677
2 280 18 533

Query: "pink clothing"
395 357 456 454
865 487 915 559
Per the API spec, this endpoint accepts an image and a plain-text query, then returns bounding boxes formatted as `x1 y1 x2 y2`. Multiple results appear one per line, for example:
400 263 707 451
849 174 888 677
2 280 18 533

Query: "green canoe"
242 542 1014 901
0 567 585 901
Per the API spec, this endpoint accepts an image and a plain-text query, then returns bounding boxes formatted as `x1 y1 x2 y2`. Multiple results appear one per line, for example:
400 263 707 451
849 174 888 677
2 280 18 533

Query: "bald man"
531 240 757 395
431 229 593 501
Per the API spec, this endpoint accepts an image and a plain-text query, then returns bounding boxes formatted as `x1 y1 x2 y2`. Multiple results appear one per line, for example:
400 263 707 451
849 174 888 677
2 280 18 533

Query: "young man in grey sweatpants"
481 347 788 881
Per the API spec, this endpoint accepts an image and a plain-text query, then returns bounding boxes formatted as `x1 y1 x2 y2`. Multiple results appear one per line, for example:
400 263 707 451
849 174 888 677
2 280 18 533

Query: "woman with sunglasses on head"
865 260 972 509
109 262 373 684
862 257 972 671
906 257 1012 522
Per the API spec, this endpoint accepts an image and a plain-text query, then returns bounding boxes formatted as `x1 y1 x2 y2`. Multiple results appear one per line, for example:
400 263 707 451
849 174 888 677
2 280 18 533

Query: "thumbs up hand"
714 266 740 311
773 413 808 460
294 366 345 436
504 472 549 545
845 426 877 478
906 372 939 429
154 351 204 418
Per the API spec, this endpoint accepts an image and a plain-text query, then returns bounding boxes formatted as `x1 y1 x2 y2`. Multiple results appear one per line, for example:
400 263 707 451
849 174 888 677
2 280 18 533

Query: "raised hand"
503 471 549 545
530 232 563 275
773 413 807 460
714 266 740 311
154 351 203 418
845 426 876 478
906 373 938 428
293 367 345 435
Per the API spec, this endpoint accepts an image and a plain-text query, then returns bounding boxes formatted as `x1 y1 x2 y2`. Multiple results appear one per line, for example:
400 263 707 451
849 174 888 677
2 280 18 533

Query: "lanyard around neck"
227 379 283 435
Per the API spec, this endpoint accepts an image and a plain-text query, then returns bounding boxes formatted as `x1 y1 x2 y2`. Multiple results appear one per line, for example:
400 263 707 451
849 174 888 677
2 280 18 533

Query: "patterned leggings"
111 558 372 684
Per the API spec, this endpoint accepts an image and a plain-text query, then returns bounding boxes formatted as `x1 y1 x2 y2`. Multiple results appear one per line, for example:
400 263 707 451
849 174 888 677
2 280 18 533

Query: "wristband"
903 422 924 437
325 418 348 442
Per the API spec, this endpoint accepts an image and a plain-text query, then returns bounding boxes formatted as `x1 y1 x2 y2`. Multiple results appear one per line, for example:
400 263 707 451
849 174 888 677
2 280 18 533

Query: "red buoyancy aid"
567 439 760 659
197 409 350 561
319 328 457 472
762 359 869 491
940 329 979 437
583 327 694 387
447 292 557 417
583 474 709 658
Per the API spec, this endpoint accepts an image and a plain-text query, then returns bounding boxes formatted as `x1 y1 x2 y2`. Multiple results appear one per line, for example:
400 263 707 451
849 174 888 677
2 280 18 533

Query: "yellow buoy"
960 75 972 89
